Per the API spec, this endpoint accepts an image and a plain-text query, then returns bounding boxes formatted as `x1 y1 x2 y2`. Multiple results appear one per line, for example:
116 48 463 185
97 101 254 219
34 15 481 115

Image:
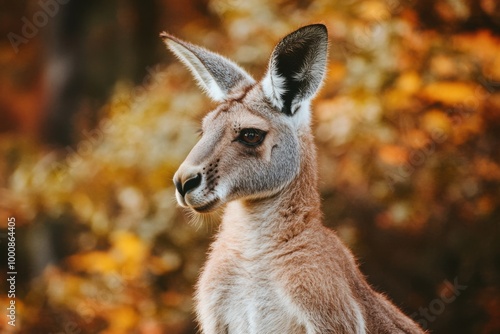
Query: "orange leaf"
378 145 409 165
420 82 482 106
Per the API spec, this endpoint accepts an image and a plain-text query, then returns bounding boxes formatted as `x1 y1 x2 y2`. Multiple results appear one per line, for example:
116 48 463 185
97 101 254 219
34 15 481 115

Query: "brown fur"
164 24 425 334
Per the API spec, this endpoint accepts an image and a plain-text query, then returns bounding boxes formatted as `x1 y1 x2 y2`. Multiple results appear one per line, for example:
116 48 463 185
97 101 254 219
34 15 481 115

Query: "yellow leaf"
67 251 117 274
422 109 452 136
383 88 417 112
396 71 421 94
104 306 139 333
70 193 94 221
111 231 147 264
420 81 482 106
111 231 148 278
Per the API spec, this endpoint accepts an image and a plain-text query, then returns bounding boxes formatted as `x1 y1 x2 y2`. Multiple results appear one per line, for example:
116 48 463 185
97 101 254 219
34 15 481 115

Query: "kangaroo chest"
197 205 312 333
216 254 306 334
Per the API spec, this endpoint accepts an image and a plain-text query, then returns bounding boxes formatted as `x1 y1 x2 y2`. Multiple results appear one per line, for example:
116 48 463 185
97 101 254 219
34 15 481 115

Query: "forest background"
0 0 499 333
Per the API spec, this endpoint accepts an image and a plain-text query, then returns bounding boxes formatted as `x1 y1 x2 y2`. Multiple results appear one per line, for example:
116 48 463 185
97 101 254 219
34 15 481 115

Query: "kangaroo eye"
238 128 266 146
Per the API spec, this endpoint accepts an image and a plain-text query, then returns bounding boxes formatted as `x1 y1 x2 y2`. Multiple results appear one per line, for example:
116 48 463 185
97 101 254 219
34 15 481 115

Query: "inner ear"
275 42 312 115
262 24 328 116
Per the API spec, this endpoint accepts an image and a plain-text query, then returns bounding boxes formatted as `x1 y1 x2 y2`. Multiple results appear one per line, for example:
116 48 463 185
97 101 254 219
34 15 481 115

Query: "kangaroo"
162 24 424 334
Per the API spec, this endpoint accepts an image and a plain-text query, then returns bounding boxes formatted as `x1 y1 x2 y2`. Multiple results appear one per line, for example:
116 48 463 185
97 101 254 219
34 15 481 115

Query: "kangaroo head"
162 24 328 213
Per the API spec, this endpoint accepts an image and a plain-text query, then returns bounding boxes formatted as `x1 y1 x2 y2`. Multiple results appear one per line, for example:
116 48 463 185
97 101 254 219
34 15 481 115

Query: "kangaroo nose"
174 173 202 197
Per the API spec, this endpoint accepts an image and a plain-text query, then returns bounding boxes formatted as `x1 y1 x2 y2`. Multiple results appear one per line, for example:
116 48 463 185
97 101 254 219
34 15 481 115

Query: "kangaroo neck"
221 131 322 241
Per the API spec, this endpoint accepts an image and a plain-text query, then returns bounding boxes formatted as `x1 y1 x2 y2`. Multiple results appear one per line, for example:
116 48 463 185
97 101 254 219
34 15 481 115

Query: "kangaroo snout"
173 161 223 213
174 171 202 197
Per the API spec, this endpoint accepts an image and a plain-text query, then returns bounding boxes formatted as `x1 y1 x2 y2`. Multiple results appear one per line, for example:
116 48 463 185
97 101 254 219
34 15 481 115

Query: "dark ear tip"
300 23 328 36
284 24 327 46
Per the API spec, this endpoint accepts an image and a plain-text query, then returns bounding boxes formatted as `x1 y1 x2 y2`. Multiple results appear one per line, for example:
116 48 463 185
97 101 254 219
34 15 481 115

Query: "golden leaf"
420 81 482 106
111 231 148 278
103 306 139 333
383 88 417 112
395 71 421 94
422 109 452 136
67 251 117 274
111 231 147 263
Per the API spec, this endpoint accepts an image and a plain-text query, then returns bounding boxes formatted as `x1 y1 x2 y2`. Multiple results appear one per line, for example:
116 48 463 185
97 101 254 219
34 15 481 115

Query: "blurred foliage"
1 0 500 333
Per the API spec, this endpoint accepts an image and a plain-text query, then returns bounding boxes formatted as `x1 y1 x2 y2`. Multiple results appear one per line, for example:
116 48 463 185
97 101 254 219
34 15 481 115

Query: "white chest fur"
198 244 308 334
223 263 305 333
195 202 310 334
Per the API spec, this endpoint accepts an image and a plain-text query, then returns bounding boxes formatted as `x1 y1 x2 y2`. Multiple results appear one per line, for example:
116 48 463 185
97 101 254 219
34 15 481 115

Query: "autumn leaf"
396 71 422 94
378 145 409 165
102 306 140 334
420 81 483 106
421 109 452 136
67 251 118 274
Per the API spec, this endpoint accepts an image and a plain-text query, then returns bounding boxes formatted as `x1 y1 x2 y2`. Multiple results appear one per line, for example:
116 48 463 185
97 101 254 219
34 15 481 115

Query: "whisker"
184 208 223 232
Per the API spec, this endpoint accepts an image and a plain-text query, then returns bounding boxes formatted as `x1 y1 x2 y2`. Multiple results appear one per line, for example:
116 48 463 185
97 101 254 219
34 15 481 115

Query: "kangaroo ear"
161 32 255 101
262 24 328 115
